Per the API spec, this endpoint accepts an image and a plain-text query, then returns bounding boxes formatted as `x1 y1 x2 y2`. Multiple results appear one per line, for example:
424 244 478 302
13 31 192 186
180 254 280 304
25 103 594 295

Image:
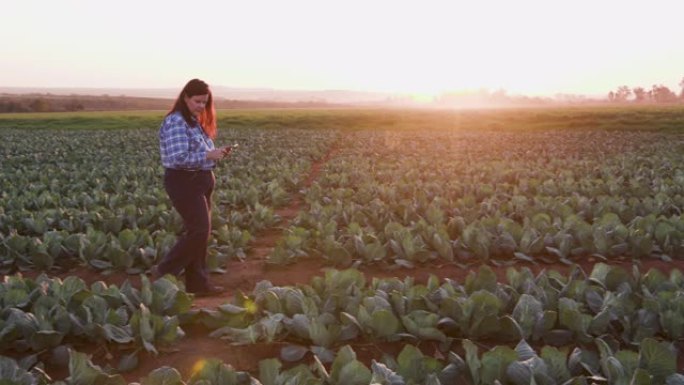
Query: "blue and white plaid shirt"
159 111 216 170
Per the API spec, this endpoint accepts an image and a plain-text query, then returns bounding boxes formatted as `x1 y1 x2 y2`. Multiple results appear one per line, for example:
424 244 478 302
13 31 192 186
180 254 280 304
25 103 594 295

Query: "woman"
152 78 232 296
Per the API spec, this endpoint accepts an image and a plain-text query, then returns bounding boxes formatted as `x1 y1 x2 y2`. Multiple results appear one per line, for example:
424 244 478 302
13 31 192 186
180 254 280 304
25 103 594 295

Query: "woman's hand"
206 148 229 161
220 145 233 157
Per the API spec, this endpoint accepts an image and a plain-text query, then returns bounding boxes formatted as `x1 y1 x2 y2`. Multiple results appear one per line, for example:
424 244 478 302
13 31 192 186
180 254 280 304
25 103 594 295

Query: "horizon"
2 0 683 99
0 84 608 106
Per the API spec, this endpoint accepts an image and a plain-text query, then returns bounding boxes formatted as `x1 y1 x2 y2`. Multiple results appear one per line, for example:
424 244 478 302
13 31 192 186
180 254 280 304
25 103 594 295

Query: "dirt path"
192 140 342 308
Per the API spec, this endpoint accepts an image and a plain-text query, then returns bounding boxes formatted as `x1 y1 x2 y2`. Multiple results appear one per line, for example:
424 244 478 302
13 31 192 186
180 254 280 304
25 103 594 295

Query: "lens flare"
191 359 207 376
243 298 258 314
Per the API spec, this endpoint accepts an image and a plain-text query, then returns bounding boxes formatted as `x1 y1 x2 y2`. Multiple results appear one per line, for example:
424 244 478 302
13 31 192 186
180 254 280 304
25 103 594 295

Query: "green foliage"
0 274 192 366
2 108 683 269
2 108 684 382
0 355 51 385
66 349 126 385
276 122 682 266
196 265 684 384
0 119 336 273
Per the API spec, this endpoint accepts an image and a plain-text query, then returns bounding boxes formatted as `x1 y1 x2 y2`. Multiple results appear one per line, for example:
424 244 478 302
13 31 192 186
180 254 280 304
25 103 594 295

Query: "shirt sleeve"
159 114 208 169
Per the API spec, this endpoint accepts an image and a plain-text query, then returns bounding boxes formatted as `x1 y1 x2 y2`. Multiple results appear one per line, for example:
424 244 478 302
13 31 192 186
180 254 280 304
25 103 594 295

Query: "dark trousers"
158 168 215 292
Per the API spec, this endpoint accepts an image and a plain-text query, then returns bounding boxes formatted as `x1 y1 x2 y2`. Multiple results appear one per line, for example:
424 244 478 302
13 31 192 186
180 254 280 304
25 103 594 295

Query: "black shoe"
192 286 225 297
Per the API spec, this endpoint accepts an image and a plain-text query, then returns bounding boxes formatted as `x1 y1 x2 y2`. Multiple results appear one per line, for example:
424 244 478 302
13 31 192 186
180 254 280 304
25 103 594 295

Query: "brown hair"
168 78 217 138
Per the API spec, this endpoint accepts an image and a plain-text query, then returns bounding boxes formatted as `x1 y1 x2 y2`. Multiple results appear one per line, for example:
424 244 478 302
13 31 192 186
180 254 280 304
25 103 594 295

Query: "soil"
4 142 684 382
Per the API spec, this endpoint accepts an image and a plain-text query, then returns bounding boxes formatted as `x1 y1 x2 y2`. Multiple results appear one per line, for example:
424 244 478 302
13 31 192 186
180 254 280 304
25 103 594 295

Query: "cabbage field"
0 106 683 384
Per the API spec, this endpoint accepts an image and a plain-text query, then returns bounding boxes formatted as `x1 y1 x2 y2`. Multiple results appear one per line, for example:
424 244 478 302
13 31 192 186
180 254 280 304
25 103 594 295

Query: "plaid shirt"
159 111 216 170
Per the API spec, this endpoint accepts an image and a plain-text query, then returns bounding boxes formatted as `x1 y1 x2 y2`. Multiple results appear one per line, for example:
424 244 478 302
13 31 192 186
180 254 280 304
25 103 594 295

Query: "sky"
2 0 683 98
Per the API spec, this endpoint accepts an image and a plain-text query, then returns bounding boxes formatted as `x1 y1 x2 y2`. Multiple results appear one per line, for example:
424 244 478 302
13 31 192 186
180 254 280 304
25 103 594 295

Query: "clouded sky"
2 0 683 97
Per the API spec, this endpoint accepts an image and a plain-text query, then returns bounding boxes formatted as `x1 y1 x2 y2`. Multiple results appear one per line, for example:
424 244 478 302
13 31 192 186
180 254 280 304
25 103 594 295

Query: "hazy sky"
2 0 683 97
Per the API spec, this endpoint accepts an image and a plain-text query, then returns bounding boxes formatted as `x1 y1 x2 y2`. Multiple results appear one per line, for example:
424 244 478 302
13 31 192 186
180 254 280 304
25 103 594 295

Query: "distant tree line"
0 93 338 113
0 96 85 112
0 94 177 113
436 76 684 107
607 77 684 104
